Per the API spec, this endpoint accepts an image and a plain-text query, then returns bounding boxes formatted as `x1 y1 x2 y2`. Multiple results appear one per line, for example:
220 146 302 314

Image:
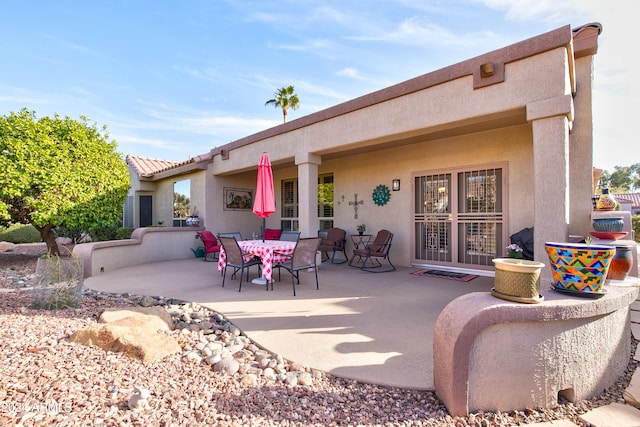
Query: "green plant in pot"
357 224 366 235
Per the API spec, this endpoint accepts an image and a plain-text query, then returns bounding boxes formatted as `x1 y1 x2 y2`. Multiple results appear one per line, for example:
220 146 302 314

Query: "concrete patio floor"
85 257 493 390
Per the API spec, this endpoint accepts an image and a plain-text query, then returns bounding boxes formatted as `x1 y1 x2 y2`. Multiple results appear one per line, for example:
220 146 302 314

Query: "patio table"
217 240 296 282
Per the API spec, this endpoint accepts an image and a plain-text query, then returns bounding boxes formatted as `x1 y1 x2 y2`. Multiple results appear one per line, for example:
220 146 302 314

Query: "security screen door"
413 167 504 268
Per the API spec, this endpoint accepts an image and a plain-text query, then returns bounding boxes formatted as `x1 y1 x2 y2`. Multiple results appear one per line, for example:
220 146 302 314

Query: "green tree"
0 109 130 256
598 163 640 192
265 85 300 123
173 192 190 218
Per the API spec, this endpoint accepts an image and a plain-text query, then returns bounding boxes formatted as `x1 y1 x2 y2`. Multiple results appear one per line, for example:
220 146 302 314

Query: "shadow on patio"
85 258 493 390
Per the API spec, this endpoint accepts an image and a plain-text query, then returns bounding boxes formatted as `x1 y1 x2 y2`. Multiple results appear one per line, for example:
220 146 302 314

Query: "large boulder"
69 306 181 363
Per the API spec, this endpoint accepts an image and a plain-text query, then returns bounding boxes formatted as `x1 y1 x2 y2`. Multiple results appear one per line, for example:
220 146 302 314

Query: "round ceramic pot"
606 244 635 281
592 217 624 232
596 189 617 211
186 216 200 227
491 258 545 303
545 242 615 293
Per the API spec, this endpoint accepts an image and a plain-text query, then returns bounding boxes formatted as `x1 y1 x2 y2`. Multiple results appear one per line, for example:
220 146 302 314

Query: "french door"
413 166 505 269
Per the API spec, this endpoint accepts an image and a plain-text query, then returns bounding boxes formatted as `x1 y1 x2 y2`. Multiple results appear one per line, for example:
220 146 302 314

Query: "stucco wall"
434 284 639 416
204 171 264 239
211 48 569 177
468 308 629 412
569 55 596 235
74 227 203 277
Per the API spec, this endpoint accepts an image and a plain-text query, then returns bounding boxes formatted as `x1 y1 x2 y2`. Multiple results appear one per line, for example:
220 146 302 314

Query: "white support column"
527 95 573 282
295 153 321 238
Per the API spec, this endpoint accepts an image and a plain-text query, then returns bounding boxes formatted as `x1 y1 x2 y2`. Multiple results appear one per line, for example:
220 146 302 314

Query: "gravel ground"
0 243 637 426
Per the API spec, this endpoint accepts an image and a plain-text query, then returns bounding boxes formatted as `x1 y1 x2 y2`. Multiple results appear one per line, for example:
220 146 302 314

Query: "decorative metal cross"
348 194 363 219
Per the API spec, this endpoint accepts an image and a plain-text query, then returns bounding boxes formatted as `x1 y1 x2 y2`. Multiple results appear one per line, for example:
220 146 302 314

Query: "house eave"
212 24 582 158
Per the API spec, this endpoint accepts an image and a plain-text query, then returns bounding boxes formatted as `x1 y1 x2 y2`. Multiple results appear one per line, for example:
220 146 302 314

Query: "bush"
88 226 133 242
0 224 41 243
54 226 85 243
88 226 118 242
115 227 134 240
633 215 640 242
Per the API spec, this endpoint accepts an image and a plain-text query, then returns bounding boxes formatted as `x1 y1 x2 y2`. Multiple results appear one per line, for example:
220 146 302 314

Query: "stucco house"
124 23 602 277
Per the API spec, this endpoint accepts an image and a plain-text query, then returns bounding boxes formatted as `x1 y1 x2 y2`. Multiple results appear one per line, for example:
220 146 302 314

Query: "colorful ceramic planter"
592 217 624 232
607 244 635 281
545 242 615 294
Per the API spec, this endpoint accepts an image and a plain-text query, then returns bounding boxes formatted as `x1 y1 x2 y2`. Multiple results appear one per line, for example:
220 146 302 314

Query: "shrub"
88 226 118 242
115 227 134 240
0 224 41 243
54 226 85 243
633 215 640 242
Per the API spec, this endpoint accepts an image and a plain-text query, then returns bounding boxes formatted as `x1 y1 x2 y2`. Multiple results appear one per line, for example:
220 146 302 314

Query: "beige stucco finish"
434 284 639 416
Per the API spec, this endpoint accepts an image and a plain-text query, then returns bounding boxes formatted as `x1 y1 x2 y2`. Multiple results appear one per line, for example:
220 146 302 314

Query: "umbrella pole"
252 217 269 286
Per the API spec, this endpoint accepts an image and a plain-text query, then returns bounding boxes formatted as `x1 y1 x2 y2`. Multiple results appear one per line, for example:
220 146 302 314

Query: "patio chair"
218 232 243 241
348 229 396 272
318 227 347 264
198 230 221 262
280 230 301 242
274 237 321 296
264 228 282 240
218 236 262 292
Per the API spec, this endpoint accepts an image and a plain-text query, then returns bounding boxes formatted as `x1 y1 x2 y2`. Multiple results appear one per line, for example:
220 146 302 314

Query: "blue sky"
0 1 635 173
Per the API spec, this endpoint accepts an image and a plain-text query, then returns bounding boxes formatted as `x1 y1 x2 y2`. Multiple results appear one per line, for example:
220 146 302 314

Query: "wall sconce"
392 179 400 191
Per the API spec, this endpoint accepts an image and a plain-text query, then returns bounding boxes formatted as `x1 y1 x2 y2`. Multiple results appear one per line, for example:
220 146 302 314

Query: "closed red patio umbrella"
253 152 275 242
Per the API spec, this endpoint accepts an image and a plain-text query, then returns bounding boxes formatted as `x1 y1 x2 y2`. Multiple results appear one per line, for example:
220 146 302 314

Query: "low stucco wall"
73 227 204 278
433 282 640 416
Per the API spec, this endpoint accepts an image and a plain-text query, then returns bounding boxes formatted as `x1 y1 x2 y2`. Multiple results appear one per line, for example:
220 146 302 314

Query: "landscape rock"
99 306 174 330
0 241 16 253
69 306 180 363
213 357 240 375
127 386 151 411
139 295 158 307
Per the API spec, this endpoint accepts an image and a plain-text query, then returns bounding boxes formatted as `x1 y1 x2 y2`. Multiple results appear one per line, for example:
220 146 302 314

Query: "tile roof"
614 193 640 208
126 155 182 177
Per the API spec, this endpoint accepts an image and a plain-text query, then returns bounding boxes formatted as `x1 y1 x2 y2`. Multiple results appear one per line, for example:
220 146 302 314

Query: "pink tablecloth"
218 240 296 282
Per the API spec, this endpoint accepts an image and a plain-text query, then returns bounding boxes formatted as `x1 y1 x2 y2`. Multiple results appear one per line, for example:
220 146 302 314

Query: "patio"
84 258 493 390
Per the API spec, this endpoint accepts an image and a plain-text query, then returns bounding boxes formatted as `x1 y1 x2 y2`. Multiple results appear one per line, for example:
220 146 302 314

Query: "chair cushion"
319 239 336 250
264 229 282 240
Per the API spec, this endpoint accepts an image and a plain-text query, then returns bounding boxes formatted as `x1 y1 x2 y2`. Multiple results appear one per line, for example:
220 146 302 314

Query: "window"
318 173 334 231
281 179 299 231
280 173 334 231
173 179 191 227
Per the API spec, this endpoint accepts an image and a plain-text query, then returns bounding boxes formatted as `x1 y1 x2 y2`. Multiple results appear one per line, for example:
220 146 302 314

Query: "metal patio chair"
318 227 348 264
218 232 243 241
197 230 221 262
274 237 321 296
218 236 261 292
348 229 396 272
280 230 301 242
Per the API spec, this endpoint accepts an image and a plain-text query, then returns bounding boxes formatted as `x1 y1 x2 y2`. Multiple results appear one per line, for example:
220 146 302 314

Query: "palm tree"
265 85 300 123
